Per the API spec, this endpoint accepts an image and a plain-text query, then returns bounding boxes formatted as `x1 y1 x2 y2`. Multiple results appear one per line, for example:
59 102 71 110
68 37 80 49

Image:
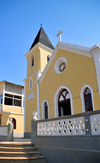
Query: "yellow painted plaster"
39 49 99 118
25 74 37 132
4 105 22 113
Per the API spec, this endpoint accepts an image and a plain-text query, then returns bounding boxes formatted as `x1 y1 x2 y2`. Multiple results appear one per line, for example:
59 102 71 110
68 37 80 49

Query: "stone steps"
0 142 46 163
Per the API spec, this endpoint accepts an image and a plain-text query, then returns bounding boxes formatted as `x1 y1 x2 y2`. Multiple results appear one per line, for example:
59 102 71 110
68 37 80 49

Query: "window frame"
31 55 34 68
29 78 33 89
80 84 95 112
4 93 22 108
42 100 49 119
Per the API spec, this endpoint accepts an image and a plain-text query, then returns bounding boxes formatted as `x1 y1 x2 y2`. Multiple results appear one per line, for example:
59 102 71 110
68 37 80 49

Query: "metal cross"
56 30 63 42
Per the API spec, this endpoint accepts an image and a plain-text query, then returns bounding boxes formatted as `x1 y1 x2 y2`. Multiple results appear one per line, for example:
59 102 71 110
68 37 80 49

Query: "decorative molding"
54 57 67 74
42 99 49 119
29 78 33 89
0 111 24 115
28 92 34 101
25 42 54 57
24 70 42 81
54 85 73 117
91 49 100 97
80 84 95 112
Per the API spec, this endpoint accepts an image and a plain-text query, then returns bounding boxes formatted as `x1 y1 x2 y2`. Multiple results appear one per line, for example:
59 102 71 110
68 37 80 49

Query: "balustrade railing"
32 110 100 137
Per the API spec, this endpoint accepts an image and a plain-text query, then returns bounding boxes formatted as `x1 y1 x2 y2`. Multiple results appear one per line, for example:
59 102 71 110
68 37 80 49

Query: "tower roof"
30 27 54 50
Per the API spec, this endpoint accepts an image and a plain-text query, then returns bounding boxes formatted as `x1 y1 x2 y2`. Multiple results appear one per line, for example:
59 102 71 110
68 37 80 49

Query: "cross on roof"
56 30 63 42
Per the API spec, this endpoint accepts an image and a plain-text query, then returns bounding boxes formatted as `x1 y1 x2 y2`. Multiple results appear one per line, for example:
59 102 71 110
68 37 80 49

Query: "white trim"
42 99 49 119
25 42 54 57
5 91 23 96
36 81 40 119
23 70 42 81
4 105 21 108
90 48 100 97
2 82 5 111
21 88 24 114
24 81 26 132
30 55 34 68
80 84 95 112
0 111 24 115
54 85 73 117
29 78 33 89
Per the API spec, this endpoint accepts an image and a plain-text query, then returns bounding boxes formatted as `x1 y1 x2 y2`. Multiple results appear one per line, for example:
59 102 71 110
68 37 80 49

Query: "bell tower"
25 27 54 78
24 27 54 137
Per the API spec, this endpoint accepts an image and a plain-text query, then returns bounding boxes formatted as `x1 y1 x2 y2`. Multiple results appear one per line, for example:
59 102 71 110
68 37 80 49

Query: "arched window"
54 86 73 117
58 89 71 116
42 100 49 119
47 55 50 62
44 102 48 119
80 84 94 112
29 78 32 89
84 87 93 111
31 56 34 67
12 118 16 129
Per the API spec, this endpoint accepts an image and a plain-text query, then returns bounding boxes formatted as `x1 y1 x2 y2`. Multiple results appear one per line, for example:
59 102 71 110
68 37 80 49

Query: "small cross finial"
56 30 63 42
40 24 42 27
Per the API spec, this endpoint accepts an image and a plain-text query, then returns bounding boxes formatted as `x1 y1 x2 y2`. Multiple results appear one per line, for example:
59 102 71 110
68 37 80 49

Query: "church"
24 27 100 138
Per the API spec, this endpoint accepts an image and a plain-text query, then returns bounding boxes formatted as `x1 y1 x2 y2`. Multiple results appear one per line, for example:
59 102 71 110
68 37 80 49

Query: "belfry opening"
58 89 71 116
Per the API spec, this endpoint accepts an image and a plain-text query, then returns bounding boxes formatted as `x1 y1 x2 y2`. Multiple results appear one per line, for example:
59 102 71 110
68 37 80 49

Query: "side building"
0 81 24 137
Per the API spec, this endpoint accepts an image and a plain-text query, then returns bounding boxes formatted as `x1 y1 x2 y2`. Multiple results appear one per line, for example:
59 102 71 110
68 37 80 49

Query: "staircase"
0 142 46 163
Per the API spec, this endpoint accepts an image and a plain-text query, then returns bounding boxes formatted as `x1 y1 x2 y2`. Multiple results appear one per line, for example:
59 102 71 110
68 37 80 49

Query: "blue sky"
0 0 100 86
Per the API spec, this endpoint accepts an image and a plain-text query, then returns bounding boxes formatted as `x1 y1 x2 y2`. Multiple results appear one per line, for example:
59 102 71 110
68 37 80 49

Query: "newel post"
7 118 13 141
84 112 92 136
31 111 38 144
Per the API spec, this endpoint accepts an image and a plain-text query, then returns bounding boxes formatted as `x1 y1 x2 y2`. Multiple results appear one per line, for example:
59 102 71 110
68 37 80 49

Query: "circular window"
54 57 67 74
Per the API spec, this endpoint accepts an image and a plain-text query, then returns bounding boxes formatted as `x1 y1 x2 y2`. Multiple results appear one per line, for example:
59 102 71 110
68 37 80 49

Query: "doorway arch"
54 86 73 117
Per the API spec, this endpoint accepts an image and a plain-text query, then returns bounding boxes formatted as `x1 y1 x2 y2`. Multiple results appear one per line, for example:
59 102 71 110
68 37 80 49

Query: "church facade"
24 27 100 137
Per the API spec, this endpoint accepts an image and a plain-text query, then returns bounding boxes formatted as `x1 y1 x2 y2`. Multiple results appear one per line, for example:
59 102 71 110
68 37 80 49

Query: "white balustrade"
0 126 7 136
90 114 100 135
37 116 85 136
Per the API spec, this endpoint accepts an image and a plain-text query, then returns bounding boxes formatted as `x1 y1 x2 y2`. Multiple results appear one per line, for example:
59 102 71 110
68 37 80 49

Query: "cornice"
23 70 42 81
25 43 54 57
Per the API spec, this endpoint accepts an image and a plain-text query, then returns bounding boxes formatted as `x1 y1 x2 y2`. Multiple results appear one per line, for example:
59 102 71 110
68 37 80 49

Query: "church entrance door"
58 89 71 116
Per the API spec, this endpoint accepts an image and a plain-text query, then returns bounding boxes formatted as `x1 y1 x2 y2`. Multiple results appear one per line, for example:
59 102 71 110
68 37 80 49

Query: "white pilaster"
37 81 40 119
21 88 24 114
2 82 5 111
91 47 100 97
24 81 26 132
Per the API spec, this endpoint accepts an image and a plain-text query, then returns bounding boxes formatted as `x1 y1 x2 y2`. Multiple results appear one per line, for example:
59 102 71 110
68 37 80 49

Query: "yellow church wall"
93 90 100 110
0 112 24 133
39 47 52 71
0 82 3 93
4 105 22 113
25 74 37 132
39 49 99 118
27 48 40 77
